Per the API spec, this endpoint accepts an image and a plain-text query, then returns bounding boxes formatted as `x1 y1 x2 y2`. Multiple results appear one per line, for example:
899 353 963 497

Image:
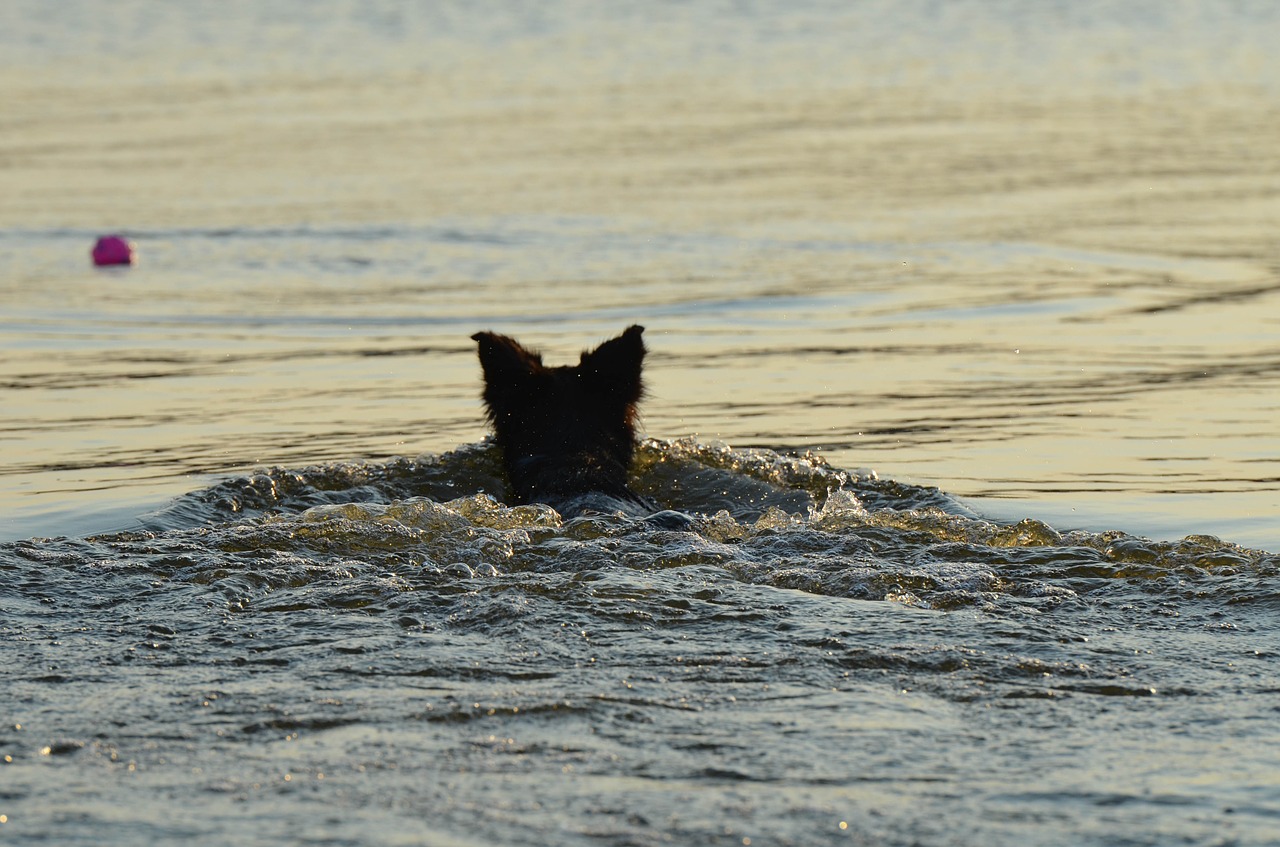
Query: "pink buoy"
92 235 135 266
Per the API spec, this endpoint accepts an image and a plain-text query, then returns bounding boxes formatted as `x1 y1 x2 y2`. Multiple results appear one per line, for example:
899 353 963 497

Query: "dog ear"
578 325 645 398
472 331 543 384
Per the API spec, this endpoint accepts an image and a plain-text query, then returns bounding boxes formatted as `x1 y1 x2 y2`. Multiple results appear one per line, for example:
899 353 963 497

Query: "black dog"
472 325 669 520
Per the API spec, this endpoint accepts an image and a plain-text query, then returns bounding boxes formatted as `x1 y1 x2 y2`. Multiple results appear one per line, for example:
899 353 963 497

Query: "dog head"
471 325 646 504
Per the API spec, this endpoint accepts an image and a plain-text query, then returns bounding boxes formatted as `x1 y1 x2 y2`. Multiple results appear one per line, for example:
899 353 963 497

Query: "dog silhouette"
472 325 667 519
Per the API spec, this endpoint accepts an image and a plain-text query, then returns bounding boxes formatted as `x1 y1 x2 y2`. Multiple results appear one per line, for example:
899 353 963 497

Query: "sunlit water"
3 2 1280 845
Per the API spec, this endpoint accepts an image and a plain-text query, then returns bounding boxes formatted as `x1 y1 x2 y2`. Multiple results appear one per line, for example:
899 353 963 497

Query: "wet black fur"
472 325 656 517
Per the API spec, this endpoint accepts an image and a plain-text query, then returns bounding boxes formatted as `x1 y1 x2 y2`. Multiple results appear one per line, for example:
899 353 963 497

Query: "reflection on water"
2 0 1277 545
3 224 1277 548
4 3 1280 845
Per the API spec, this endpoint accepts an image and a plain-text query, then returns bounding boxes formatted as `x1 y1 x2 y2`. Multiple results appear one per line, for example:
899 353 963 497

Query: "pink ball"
92 235 135 266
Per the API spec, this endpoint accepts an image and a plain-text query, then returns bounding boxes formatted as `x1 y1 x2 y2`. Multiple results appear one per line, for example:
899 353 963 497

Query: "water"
7 444 1280 845
3 2 1280 844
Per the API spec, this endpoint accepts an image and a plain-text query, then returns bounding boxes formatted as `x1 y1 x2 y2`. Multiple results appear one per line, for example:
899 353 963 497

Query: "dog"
472 325 683 523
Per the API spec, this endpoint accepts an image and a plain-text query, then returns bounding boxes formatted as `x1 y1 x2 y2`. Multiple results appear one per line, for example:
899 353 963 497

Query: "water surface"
2 2 1280 845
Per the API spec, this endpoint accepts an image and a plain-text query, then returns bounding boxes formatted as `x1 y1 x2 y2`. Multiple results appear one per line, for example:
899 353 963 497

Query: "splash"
105 439 1278 618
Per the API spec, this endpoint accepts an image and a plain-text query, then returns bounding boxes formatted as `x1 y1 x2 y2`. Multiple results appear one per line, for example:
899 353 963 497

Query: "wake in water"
7 438 1279 845
130 437 1271 615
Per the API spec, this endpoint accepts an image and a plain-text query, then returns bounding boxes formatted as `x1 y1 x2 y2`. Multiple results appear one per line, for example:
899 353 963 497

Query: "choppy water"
3 2 1280 845
8 441 1280 845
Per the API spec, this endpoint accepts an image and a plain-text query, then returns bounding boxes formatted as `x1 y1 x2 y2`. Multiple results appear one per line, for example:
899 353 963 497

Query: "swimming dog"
471 324 665 519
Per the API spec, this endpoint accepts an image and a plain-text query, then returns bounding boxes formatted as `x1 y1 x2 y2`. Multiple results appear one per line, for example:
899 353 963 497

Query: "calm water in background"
3 2 1280 845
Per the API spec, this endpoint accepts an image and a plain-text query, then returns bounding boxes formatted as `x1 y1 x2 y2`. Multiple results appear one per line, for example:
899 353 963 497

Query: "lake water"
3 2 1280 845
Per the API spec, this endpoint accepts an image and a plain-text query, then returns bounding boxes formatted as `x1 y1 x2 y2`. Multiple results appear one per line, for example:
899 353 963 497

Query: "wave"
8 439 1243 620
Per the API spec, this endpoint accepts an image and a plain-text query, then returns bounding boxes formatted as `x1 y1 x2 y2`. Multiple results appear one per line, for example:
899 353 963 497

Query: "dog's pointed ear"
472 331 543 383
579 325 645 398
